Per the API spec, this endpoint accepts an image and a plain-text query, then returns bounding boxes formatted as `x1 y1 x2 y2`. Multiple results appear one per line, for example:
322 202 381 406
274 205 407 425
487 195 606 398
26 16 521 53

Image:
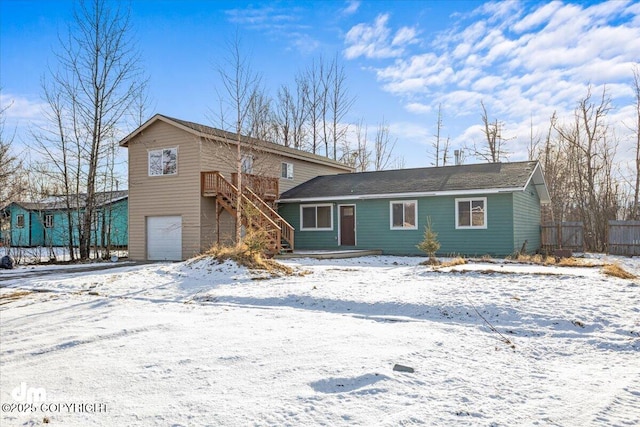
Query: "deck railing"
231 173 279 200
201 171 292 252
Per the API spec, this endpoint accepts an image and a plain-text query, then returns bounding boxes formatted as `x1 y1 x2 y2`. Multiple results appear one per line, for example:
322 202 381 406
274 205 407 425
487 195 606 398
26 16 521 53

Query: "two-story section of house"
119 114 352 261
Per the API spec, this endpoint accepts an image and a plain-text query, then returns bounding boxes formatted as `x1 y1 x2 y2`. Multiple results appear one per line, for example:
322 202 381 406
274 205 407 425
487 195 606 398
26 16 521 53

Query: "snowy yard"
1 255 639 426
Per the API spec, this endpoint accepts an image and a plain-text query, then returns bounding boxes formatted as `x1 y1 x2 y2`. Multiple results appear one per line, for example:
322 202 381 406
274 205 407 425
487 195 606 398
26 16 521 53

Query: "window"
300 204 333 230
281 162 294 180
148 148 178 176
390 201 417 230
44 214 53 228
241 155 254 174
16 214 25 228
456 198 487 229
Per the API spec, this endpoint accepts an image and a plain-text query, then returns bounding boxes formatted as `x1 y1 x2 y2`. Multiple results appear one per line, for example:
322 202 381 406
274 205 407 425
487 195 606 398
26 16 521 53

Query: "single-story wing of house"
1 191 128 248
277 160 551 257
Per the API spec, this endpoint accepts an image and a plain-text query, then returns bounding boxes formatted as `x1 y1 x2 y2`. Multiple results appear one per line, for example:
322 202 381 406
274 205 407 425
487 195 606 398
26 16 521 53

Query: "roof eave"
119 115 353 171
277 187 525 203
524 162 551 204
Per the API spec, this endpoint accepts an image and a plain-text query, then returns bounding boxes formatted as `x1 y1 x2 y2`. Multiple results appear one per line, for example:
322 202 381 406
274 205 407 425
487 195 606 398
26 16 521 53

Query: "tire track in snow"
1 325 169 365
591 375 640 426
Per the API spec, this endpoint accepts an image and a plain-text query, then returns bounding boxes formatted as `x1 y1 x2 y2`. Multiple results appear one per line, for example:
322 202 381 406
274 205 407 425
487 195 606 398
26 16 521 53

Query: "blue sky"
1 0 639 174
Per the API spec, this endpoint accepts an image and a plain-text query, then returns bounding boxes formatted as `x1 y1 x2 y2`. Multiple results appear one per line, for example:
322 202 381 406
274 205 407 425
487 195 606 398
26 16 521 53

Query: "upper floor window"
44 214 54 228
281 162 294 180
149 148 177 176
456 198 487 229
16 214 25 228
241 155 254 174
390 200 417 230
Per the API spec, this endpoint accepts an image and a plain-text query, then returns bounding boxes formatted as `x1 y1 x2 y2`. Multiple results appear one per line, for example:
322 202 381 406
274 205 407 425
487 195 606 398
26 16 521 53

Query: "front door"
339 205 356 246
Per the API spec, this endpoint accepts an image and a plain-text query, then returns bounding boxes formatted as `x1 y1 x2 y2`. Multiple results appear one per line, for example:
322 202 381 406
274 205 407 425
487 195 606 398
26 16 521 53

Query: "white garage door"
146 216 182 261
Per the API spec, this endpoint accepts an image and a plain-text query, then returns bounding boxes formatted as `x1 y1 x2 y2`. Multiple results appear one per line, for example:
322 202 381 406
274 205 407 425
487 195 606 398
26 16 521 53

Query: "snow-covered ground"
2 246 128 265
1 255 639 426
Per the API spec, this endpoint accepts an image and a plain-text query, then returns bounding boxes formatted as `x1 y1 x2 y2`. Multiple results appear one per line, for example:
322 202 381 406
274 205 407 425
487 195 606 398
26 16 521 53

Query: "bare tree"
430 104 443 166
215 34 263 245
245 89 274 142
303 58 324 155
373 119 397 171
631 65 640 219
429 104 451 167
475 100 510 163
275 85 293 147
527 114 542 161
329 55 355 160
0 94 25 208
341 119 370 172
39 0 146 260
553 86 620 251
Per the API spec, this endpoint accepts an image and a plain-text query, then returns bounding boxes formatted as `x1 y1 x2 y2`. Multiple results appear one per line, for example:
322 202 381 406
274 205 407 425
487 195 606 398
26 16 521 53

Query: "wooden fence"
541 222 584 252
608 220 640 256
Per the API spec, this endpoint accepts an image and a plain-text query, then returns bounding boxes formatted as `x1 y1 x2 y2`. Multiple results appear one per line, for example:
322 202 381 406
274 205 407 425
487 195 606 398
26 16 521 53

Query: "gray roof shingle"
279 161 543 201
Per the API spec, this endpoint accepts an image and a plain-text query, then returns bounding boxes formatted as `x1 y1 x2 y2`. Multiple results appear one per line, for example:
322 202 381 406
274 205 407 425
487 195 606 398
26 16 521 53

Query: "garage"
146 216 182 261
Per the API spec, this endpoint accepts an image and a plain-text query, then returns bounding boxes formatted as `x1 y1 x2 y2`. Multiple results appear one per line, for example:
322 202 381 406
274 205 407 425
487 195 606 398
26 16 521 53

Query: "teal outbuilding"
277 161 550 257
1 191 128 248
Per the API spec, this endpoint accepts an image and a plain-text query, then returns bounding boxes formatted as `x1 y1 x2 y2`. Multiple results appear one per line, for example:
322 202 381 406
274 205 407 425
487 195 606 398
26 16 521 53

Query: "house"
277 161 551 257
119 114 353 261
1 191 128 248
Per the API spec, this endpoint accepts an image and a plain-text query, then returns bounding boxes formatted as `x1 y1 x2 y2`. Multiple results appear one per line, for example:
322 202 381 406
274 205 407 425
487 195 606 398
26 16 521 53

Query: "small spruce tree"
416 217 441 265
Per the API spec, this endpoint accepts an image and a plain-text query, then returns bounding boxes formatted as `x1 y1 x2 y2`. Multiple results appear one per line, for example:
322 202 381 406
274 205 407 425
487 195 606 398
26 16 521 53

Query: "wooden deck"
275 249 383 260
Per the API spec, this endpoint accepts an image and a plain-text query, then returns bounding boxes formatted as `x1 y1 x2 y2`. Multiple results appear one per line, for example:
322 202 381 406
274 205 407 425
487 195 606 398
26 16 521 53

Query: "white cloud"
1 93 46 120
392 26 418 46
344 14 418 59
512 1 563 33
405 102 431 115
342 1 360 16
343 1 639 168
225 6 319 54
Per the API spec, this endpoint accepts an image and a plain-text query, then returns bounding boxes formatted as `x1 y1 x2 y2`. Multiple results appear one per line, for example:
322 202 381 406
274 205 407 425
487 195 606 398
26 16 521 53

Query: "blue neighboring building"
1 191 128 248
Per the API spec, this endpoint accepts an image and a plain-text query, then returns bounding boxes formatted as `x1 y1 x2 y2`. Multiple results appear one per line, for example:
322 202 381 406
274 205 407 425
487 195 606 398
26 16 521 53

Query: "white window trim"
16 214 25 229
148 147 178 177
44 214 54 228
389 200 418 230
300 203 333 231
281 162 294 180
455 197 487 229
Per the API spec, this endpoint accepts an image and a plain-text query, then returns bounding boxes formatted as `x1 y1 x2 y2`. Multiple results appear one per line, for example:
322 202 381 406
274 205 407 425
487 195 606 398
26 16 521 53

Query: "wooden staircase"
201 171 294 255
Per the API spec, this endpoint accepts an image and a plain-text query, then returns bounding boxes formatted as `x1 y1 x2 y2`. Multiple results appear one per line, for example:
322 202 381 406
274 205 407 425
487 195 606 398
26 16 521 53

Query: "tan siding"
126 117 351 259
127 121 202 260
200 137 238 177
277 157 350 193
200 197 217 253
200 138 349 192
218 210 236 245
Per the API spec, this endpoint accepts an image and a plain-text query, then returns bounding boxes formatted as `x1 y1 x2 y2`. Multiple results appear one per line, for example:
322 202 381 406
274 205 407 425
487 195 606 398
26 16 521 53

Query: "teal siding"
43 210 80 247
279 203 339 249
8 206 45 246
6 199 128 248
279 193 520 256
512 183 542 254
95 199 128 247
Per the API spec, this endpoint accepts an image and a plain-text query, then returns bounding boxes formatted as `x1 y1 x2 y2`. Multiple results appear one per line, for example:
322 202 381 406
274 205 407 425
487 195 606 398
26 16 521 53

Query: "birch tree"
39 0 146 260
474 100 510 163
631 65 640 219
0 94 25 208
215 34 264 245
